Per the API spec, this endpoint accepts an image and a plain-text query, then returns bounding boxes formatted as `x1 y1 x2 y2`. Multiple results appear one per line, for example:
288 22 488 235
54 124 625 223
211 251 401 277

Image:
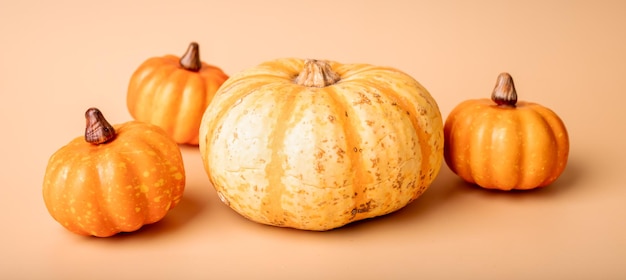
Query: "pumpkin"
198 58 444 231
127 42 229 145
42 108 186 237
444 72 569 191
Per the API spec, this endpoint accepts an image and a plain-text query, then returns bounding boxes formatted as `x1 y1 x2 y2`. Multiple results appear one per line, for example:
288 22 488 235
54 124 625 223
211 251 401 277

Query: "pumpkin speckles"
199 58 443 230
42 108 186 237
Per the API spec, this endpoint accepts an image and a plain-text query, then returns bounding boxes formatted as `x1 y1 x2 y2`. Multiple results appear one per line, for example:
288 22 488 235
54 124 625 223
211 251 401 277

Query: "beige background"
2 0 625 279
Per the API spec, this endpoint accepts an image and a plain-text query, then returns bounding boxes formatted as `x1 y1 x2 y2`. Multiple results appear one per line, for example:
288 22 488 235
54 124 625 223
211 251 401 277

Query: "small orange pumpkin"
199 58 444 230
42 108 186 237
444 73 569 191
127 42 229 145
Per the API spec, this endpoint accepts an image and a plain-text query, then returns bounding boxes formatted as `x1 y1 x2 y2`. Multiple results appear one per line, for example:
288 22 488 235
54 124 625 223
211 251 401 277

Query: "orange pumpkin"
42 108 186 237
199 58 444 230
127 42 229 145
444 73 569 191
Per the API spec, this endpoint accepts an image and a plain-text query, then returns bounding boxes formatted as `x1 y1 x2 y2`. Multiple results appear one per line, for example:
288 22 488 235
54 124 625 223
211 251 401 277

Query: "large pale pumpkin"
199 58 444 230
444 73 569 191
42 108 186 237
127 42 228 145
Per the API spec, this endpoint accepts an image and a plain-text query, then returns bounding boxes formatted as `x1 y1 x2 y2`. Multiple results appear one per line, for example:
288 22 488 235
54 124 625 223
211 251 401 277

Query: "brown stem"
294 59 341 88
179 42 201 72
85 107 116 144
491 72 518 107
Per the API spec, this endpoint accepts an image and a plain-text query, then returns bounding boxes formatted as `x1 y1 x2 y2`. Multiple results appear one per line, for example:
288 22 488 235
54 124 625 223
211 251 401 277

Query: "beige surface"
1 0 625 279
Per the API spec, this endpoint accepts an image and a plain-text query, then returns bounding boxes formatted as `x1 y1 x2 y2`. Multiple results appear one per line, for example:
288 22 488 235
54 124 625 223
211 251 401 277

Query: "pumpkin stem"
179 42 202 72
295 59 341 88
491 72 518 107
85 107 116 144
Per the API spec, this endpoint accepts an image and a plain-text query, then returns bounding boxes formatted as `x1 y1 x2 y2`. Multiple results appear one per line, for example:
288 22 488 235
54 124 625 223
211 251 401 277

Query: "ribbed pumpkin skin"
42 121 186 237
444 99 569 190
199 58 443 231
127 55 228 145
